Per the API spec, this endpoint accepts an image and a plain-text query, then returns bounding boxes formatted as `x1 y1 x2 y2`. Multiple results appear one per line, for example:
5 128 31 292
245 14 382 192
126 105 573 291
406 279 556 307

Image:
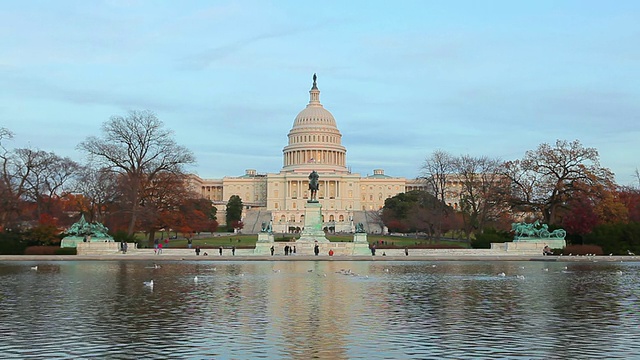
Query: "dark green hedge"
0 232 29 255
584 222 640 255
471 228 512 249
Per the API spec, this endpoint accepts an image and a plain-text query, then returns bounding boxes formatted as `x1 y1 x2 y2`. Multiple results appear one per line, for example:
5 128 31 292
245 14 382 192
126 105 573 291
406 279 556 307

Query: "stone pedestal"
491 239 567 254
353 233 368 243
297 201 329 243
61 236 114 248
257 233 274 243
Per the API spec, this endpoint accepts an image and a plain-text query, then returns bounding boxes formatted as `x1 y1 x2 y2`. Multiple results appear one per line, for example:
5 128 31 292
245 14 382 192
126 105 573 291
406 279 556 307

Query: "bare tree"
420 150 456 204
74 166 120 223
454 155 508 239
78 110 195 235
12 148 79 219
419 150 456 238
0 128 17 227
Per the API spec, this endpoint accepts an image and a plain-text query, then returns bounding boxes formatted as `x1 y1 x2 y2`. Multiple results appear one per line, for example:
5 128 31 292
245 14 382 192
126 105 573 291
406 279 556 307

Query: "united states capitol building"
189 75 428 234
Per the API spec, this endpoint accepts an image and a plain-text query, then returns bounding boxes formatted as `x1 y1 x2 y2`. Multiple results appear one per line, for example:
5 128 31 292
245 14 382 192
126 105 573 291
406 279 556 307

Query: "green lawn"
138 233 469 249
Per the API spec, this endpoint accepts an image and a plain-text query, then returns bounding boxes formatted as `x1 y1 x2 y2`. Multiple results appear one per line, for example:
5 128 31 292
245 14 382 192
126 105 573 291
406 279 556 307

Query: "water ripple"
1 260 639 358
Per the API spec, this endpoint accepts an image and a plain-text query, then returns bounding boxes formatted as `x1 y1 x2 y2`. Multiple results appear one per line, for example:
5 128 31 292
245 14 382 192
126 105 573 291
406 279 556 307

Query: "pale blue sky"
1 1 639 185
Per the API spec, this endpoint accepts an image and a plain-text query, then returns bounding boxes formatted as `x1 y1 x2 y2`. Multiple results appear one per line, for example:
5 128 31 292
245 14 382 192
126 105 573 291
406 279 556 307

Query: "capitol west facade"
189 75 427 233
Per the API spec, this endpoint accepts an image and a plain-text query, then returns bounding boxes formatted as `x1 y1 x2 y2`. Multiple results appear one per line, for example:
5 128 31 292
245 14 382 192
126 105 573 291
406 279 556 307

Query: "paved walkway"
0 253 638 262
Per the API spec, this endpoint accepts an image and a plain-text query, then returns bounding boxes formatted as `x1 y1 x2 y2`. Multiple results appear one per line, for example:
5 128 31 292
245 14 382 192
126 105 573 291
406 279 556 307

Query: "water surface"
1 260 638 359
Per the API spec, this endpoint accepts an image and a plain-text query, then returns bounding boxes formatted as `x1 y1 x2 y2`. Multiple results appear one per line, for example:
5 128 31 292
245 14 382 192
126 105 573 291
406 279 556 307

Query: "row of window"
278 214 346 222
290 134 340 144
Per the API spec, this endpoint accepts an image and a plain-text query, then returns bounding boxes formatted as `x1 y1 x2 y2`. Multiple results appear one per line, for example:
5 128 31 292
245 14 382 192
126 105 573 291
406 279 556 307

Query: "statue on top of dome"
308 170 319 202
312 73 317 88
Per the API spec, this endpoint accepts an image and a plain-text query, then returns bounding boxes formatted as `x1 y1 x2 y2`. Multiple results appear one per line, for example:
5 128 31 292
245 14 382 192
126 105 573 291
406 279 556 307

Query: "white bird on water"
144 280 154 288
194 276 199 283
498 272 506 277
30 266 38 271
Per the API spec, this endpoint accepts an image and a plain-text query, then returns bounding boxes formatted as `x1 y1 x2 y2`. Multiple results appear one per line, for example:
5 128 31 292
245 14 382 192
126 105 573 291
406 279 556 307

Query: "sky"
1 0 639 185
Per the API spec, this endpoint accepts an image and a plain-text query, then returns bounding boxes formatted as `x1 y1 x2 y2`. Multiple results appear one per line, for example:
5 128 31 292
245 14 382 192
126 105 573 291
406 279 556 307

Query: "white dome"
282 74 347 173
293 105 337 128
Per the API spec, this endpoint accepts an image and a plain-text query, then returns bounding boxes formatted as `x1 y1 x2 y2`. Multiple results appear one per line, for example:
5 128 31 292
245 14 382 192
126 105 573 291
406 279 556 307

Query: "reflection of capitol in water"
218 261 377 359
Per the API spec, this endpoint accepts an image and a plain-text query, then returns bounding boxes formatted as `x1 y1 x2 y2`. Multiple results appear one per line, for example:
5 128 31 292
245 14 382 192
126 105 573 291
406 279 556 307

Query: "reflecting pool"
1 260 639 359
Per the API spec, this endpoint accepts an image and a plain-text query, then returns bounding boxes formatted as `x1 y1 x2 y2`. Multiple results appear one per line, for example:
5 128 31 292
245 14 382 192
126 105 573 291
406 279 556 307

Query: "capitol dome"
282 74 348 173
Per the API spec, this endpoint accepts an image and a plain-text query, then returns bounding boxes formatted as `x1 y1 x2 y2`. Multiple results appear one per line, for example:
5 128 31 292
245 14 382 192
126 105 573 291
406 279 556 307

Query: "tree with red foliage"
503 140 614 225
618 187 640 223
561 193 600 236
231 220 244 233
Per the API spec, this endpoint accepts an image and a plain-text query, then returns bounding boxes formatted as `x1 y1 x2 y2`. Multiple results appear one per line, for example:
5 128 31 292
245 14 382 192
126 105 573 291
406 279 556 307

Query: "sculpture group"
261 222 272 233
511 220 566 240
65 214 111 239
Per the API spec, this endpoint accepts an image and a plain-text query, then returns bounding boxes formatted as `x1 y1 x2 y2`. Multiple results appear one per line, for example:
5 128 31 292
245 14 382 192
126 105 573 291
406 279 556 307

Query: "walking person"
270 245 275 256
314 243 320 256
219 246 223 256
195 245 201 256
187 238 193 249
232 246 236 256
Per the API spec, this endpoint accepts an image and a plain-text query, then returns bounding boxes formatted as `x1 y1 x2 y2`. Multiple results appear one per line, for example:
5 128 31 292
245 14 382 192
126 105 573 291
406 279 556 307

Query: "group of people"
268 245 298 255
153 238 171 255
217 246 235 256
284 245 296 255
